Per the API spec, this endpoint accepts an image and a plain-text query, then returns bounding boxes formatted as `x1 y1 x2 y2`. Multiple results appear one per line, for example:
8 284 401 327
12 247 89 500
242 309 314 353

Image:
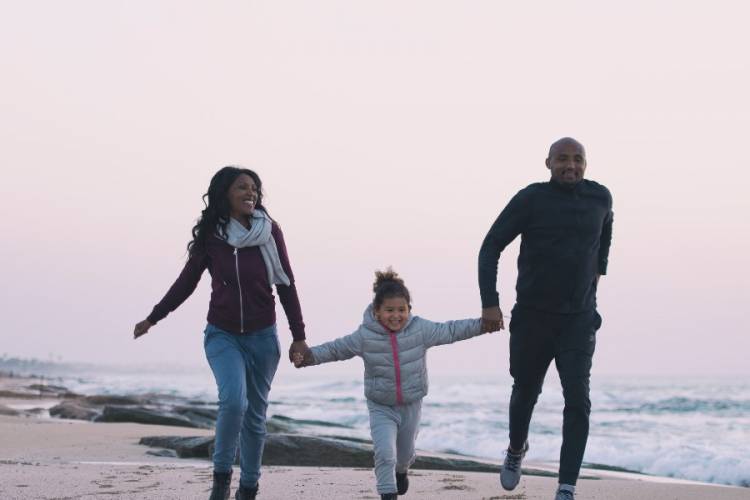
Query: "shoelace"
504 450 523 472
557 489 574 499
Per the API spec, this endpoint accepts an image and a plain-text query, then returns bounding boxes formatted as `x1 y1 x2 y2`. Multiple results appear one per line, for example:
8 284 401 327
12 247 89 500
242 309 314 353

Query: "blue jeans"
203 323 281 487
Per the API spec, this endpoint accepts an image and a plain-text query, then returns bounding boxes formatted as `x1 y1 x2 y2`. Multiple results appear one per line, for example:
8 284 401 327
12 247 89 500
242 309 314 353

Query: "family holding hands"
134 137 613 500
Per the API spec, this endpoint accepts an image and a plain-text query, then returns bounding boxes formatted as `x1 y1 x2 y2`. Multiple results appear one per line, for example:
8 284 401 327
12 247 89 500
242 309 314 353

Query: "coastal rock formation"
95 406 204 428
139 433 504 473
0 404 20 416
49 401 101 420
139 435 215 458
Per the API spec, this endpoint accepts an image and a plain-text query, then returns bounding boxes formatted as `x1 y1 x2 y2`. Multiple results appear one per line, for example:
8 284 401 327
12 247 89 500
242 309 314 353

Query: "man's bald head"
546 137 587 186
548 137 586 160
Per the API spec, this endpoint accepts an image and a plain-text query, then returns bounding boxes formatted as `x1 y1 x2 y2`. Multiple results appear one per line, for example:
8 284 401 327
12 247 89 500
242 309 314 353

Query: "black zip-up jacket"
478 179 613 314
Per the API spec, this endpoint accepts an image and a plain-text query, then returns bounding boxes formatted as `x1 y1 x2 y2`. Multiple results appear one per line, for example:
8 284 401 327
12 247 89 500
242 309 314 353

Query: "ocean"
9 363 749 488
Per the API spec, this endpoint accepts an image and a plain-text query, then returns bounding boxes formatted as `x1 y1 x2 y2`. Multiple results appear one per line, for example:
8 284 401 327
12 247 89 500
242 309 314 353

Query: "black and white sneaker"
554 484 575 499
500 441 528 491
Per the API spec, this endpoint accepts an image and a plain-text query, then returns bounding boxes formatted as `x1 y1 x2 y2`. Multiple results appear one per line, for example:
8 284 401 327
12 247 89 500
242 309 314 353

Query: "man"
478 138 613 500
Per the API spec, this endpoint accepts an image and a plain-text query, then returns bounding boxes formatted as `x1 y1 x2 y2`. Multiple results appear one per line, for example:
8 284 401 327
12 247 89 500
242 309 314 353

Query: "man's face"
546 141 587 186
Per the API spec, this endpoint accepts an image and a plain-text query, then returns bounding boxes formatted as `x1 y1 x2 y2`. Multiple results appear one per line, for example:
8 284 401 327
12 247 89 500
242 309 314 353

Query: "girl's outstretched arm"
420 317 485 348
299 330 364 367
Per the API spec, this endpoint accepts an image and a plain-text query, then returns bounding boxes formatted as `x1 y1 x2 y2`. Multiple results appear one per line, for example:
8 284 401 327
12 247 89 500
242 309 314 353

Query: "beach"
1 367 749 500
2 415 749 500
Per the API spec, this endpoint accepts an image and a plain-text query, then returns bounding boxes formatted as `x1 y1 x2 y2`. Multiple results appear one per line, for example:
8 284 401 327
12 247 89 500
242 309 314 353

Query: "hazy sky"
1 1 748 379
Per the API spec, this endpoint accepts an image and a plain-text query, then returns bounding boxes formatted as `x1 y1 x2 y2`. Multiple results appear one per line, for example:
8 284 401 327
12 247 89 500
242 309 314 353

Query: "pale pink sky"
1 1 748 377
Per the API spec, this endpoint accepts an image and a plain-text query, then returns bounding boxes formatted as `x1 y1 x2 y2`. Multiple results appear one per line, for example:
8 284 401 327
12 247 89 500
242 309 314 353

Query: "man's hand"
289 340 309 363
481 306 504 333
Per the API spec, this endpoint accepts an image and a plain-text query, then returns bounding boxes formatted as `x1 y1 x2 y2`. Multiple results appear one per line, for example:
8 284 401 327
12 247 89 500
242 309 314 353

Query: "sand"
1 415 749 500
1 372 748 499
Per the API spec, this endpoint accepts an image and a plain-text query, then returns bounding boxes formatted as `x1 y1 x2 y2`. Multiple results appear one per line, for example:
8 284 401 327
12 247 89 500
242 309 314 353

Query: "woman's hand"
292 347 314 368
133 319 153 339
289 340 309 363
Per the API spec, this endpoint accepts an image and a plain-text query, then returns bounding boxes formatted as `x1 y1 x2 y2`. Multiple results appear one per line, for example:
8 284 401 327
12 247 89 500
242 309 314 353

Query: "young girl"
294 269 495 500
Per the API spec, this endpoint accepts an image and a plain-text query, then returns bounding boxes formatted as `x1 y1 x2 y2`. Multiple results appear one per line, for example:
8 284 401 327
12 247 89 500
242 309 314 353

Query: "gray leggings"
367 399 422 494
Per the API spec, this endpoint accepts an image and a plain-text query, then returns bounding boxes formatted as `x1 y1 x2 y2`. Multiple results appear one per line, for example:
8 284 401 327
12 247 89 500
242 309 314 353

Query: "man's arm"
598 190 614 277
478 190 529 330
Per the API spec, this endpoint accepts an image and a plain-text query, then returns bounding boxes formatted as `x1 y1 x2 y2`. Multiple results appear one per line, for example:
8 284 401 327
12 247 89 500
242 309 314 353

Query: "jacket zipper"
389 332 404 405
234 248 244 333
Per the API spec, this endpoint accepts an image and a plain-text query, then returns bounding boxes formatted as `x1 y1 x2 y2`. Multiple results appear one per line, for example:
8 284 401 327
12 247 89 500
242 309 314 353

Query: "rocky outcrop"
139 436 215 458
95 406 204 428
82 395 145 406
0 404 20 416
139 433 504 473
49 401 101 420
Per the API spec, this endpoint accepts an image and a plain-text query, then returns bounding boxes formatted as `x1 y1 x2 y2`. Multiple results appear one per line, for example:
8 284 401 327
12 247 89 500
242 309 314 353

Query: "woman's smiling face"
228 173 258 220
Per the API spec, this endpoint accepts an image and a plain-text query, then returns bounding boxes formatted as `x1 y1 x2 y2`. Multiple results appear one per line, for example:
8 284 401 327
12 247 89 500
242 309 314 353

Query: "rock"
140 432 506 473
82 395 144 406
412 454 500 473
49 401 100 421
269 414 353 429
0 390 41 399
95 405 201 428
139 436 214 458
146 449 178 458
262 434 374 467
266 416 297 434
0 404 20 416
60 391 84 399
23 407 49 416
27 383 69 394
173 406 217 428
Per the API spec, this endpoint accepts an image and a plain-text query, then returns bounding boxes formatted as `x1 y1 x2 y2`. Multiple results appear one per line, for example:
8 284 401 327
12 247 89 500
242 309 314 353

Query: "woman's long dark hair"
187 166 265 257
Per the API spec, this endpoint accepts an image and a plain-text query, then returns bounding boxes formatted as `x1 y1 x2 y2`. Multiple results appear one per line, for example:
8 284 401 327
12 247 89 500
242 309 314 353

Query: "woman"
134 166 309 500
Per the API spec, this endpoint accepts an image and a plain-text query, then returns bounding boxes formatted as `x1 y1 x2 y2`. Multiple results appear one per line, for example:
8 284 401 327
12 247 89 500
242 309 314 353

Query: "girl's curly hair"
372 267 411 309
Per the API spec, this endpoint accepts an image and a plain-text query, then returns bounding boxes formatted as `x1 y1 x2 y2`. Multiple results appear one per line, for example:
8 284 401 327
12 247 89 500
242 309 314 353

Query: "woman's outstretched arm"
133 252 208 339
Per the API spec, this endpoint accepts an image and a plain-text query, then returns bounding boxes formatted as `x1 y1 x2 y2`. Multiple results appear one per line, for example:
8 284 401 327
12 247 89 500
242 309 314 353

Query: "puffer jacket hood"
310 304 482 406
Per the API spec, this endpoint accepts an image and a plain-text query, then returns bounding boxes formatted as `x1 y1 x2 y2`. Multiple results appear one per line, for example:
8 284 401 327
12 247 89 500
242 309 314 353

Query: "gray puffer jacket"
310 304 483 406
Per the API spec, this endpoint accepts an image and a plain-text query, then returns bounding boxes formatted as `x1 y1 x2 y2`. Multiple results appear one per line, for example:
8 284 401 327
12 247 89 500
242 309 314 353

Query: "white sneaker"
500 441 528 490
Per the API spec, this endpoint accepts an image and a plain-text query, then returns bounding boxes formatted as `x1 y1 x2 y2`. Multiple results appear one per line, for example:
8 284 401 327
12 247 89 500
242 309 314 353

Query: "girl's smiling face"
374 296 410 332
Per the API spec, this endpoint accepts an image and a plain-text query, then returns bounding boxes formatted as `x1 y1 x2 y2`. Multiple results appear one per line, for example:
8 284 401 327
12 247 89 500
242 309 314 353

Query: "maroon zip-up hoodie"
147 222 305 340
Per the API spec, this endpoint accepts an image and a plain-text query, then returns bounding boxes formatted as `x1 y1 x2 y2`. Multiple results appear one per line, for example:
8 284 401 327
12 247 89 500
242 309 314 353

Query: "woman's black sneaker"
396 472 409 495
208 470 232 500
381 494 397 500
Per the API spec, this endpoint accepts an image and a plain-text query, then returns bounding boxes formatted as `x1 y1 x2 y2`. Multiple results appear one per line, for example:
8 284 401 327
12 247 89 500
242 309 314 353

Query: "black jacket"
479 179 613 314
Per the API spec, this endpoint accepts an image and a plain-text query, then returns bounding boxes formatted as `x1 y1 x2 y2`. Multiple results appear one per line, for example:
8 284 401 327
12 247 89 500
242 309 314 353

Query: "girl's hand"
293 347 314 368
292 352 305 367
289 340 309 363
133 319 153 339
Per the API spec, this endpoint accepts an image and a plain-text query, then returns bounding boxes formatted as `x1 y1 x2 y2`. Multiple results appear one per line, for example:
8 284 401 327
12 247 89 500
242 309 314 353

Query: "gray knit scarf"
224 209 291 286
